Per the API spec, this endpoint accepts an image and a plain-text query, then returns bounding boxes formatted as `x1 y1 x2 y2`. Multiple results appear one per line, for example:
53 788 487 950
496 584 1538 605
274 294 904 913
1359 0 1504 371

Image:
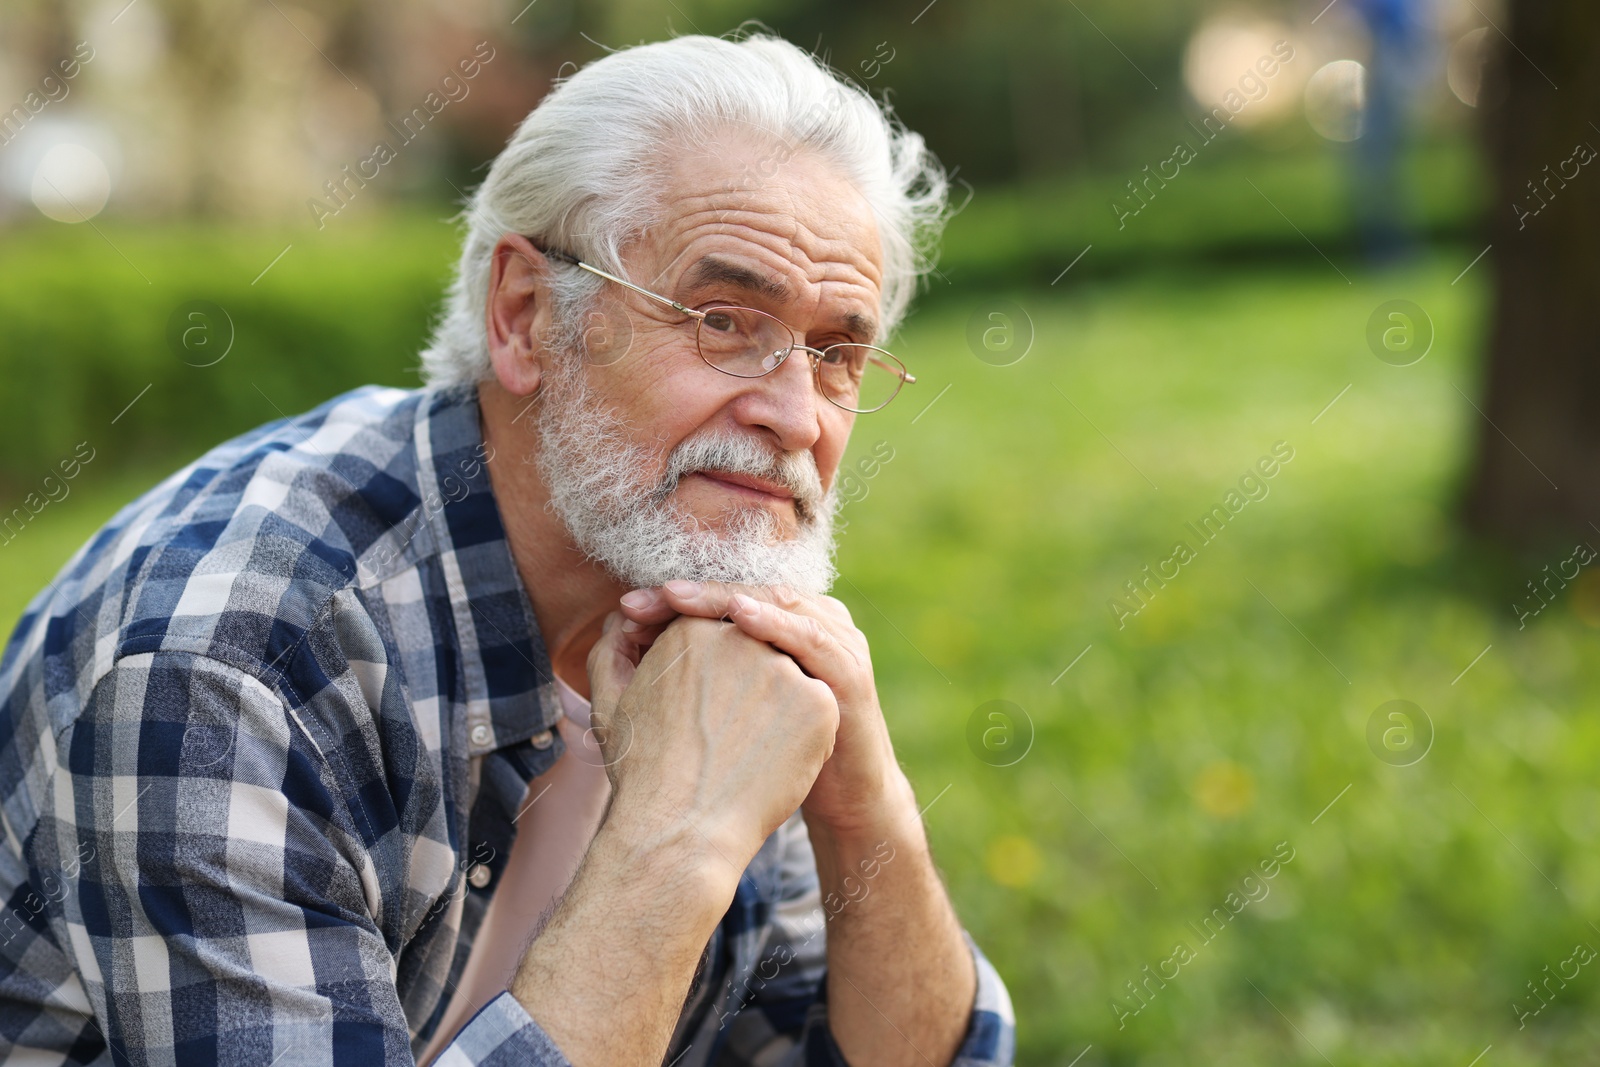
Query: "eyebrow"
841 310 879 345
680 255 880 344
681 256 792 305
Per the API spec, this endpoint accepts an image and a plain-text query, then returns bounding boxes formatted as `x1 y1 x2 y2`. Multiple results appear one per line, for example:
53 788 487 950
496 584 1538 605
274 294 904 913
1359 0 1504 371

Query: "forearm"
510 795 739 1066
807 775 978 1067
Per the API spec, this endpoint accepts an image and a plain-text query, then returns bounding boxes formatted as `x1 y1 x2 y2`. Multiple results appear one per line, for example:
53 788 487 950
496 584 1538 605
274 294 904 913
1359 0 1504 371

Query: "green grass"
6 251 1599 1065
831 255 1600 1064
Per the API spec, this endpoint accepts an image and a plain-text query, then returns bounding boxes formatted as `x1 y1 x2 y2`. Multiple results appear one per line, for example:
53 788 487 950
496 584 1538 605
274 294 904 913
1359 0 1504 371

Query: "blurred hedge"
0 216 457 494
0 135 1481 490
940 137 1485 287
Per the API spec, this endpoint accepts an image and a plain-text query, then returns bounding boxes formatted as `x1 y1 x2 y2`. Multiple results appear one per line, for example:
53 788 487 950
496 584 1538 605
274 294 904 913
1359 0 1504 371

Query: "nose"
731 342 825 452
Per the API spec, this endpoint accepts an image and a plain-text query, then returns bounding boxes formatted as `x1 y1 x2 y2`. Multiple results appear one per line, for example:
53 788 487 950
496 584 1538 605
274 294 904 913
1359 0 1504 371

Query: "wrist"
806 772 925 873
599 788 747 909
509 790 740 1065
806 765 920 844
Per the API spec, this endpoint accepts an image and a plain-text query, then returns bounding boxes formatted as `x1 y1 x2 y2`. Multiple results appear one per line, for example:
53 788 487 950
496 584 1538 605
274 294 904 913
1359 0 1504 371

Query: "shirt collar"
414 382 564 753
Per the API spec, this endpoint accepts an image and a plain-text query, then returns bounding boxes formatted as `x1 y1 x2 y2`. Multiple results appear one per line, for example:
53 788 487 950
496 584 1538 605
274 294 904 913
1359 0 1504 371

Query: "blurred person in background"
0 32 1013 1067
1351 0 1432 262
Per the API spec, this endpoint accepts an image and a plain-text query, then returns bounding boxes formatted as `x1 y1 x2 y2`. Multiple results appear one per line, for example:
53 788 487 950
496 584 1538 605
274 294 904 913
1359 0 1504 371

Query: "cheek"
817 419 855 490
604 332 718 426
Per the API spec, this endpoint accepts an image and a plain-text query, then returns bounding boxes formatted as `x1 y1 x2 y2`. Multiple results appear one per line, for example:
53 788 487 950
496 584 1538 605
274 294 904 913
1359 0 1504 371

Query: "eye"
703 310 737 333
820 346 869 370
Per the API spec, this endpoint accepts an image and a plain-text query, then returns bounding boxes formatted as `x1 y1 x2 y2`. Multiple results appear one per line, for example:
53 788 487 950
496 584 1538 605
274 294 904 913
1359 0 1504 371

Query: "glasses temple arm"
540 246 703 320
864 352 914 384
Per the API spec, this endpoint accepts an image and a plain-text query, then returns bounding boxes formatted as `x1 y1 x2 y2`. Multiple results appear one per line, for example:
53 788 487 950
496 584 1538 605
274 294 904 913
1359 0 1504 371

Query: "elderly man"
0 32 1014 1067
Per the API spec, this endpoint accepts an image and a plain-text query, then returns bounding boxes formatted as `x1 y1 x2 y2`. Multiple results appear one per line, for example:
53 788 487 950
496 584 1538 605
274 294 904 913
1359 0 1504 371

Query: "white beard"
531 354 841 595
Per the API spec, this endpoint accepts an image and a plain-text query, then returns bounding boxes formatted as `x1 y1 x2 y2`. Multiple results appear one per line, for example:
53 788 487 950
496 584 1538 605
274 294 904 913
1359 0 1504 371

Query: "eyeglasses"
537 244 915 413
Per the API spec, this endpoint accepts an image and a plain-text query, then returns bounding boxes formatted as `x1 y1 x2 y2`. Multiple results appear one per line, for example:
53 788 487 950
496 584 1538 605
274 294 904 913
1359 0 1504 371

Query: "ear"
485 233 557 397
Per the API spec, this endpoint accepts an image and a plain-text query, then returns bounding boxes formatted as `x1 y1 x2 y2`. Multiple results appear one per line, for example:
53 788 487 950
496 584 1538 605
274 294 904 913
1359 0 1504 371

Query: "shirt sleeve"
44 650 570 1067
714 812 1016 1066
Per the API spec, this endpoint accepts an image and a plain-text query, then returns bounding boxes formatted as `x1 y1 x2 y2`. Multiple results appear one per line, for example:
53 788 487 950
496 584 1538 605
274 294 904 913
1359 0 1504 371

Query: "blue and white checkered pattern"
0 383 1015 1065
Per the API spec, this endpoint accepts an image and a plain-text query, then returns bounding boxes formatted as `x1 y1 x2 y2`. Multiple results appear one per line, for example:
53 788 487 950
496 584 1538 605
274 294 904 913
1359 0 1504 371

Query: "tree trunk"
1462 0 1600 547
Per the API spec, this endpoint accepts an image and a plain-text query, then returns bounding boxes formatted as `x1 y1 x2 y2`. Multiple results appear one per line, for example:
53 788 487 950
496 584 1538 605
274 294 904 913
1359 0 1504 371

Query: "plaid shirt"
0 383 1015 1066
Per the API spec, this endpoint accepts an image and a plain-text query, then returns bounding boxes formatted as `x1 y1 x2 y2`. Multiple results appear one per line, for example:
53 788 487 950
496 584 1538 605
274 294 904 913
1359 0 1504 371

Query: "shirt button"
530 728 555 750
467 863 491 889
470 723 492 747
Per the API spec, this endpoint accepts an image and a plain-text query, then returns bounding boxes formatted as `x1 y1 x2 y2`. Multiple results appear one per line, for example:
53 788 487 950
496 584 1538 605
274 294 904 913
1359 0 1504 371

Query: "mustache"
654 431 827 522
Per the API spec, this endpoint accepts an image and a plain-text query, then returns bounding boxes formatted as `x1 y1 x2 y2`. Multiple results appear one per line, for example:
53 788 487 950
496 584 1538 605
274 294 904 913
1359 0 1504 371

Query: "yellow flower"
1193 760 1256 818
986 835 1041 888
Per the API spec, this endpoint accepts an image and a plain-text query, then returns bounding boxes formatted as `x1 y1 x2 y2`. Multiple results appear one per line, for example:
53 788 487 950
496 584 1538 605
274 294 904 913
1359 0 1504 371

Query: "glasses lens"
696 306 795 378
817 345 904 412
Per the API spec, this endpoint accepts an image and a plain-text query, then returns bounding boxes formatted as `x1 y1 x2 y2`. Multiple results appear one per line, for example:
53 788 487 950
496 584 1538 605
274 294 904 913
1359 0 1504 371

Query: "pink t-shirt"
418 676 612 1063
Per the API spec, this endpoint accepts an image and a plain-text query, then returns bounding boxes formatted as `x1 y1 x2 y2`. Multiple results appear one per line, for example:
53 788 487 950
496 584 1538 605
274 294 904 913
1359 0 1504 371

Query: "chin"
671 482 793 535
592 502 837 596
693 505 799 543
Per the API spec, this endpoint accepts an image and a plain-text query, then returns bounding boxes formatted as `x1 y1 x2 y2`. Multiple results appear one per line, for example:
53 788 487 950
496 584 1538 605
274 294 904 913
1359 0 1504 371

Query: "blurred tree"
1464 0 1600 546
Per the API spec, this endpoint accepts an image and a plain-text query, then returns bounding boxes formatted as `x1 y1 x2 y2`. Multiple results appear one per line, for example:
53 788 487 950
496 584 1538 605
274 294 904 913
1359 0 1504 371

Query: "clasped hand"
596 580 907 845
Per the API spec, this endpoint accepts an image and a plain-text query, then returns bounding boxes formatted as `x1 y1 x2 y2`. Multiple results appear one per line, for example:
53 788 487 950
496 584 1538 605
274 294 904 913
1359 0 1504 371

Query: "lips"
695 470 795 501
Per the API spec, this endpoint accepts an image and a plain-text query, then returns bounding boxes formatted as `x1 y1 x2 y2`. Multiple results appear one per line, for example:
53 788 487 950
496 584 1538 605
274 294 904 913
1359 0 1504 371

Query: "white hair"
419 30 950 387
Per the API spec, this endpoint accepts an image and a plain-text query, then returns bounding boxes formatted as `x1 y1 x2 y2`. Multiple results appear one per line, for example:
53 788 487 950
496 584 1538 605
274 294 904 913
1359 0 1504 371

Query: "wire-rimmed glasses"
538 245 915 413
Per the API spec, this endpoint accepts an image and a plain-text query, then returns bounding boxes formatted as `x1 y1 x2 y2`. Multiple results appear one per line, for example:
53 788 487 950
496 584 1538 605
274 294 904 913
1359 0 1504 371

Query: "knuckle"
820 595 854 625
765 643 802 677
804 680 840 730
799 614 828 648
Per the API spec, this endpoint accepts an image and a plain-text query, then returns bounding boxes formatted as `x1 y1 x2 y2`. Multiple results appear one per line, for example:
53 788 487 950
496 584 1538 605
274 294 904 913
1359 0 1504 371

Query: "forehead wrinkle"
668 191 881 283
777 230 882 344
651 197 883 341
640 193 793 288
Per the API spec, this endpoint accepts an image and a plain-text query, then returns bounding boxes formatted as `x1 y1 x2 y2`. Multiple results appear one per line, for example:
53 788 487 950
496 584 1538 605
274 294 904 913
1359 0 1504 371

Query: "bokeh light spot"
1305 60 1367 142
1182 16 1298 128
1448 27 1491 108
31 144 111 223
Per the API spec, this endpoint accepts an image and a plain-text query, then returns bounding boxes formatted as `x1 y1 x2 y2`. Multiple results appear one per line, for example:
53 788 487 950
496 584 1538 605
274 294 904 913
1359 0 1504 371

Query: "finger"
724 594 856 696
620 619 669 650
617 580 804 630
644 580 811 626
616 587 682 627
586 611 639 705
